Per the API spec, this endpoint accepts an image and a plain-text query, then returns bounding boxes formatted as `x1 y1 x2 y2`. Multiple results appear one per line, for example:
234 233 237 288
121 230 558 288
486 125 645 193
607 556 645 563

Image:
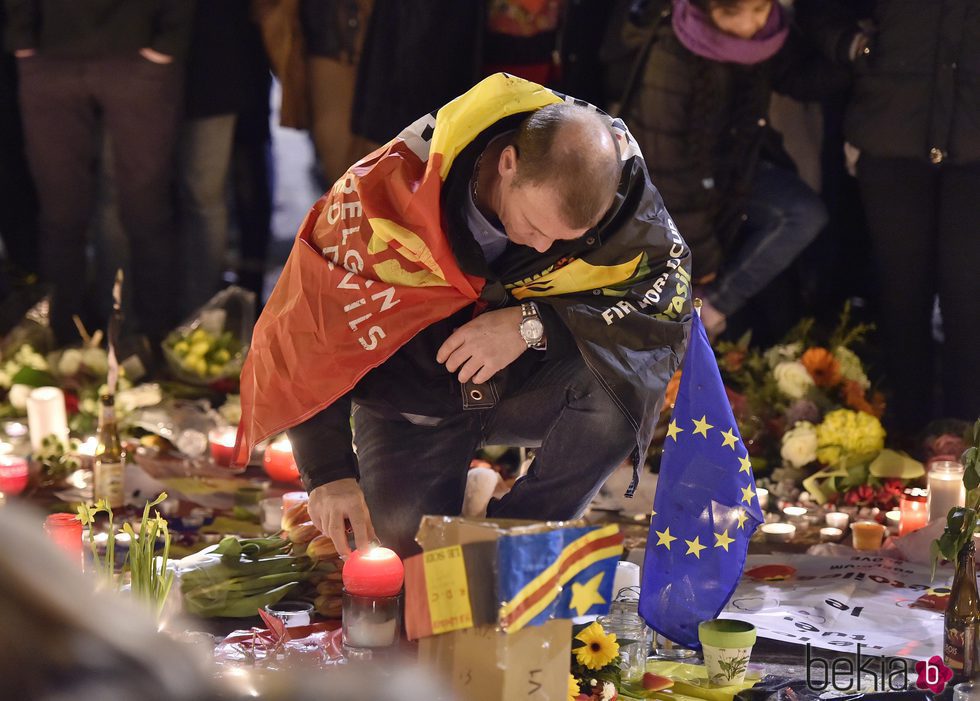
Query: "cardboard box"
412 517 585 701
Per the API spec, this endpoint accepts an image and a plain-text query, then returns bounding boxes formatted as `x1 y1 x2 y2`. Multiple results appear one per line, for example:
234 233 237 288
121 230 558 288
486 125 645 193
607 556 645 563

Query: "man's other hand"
436 307 527 384
308 478 377 557
139 47 174 64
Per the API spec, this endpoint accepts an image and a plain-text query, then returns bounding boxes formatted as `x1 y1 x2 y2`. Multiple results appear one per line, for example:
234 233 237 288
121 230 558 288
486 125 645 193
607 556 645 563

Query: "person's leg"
937 163 980 422
97 55 182 341
0 53 39 279
17 56 99 342
352 406 481 556
707 162 828 318
177 114 237 314
484 355 636 521
857 155 939 431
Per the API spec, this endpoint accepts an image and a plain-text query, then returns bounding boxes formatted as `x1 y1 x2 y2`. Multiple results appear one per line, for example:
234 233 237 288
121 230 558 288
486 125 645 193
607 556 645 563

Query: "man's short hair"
512 103 621 230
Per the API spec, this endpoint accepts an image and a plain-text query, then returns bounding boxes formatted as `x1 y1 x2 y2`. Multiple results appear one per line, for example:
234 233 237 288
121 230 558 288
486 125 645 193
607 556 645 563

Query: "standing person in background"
4 0 193 345
178 0 263 315
798 1 980 433
624 0 844 342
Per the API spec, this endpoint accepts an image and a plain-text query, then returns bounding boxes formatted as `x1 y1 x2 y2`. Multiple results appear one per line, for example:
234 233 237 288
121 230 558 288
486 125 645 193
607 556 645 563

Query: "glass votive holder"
597 600 650 683
928 460 965 524
954 682 980 701
899 488 928 536
756 488 769 511
825 512 849 530
0 455 29 496
44 513 84 570
342 590 401 652
264 600 314 627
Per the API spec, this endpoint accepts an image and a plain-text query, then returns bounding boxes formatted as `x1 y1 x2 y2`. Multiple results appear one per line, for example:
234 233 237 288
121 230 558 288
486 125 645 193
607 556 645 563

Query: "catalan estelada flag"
639 311 764 649
496 524 624 633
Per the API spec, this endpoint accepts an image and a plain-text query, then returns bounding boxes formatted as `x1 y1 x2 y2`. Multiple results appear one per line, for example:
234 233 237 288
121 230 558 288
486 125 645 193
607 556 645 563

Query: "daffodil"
573 621 619 670
568 674 581 701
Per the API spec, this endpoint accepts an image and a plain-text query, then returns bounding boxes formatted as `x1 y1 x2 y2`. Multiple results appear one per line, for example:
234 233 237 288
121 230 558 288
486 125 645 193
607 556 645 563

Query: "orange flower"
841 379 874 415
664 369 682 408
801 347 842 387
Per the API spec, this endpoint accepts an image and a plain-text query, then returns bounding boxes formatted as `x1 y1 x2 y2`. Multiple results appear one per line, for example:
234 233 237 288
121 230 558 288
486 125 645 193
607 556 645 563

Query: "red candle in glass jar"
208 426 238 467
343 546 405 597
899 488 929 536
262 436 301 484
44 513 84 570
0 455 29 496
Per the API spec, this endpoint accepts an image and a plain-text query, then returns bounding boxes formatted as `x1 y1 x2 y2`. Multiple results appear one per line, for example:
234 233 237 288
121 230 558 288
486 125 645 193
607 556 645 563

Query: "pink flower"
915 656 953 694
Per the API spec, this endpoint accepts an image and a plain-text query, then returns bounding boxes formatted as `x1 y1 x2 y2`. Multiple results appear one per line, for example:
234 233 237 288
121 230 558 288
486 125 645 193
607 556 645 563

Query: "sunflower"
574 622 620 670
568 674 581 701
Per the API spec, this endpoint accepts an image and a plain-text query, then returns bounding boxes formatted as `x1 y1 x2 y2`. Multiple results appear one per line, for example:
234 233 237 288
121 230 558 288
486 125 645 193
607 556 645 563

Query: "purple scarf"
671 0 788 65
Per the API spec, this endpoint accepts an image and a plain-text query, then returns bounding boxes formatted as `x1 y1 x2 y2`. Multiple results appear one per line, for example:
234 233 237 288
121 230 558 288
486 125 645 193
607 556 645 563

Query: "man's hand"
14 49 36 58
139 47 174 64
307 478 377 558
436 307 527 384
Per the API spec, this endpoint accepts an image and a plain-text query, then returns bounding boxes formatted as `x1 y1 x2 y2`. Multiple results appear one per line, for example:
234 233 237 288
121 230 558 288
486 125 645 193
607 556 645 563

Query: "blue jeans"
707 162 827 316
351 355 636 556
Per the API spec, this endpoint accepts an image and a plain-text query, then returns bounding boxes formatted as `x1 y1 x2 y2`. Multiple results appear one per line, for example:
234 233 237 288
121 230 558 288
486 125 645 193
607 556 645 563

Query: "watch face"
521 317 545 343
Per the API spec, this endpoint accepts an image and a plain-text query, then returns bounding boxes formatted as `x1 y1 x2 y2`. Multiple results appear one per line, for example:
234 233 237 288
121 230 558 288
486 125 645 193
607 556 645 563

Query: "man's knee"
564 369 634 443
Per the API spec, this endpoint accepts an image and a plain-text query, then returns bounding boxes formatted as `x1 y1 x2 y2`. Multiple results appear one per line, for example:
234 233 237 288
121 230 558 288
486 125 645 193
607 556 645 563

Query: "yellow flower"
815 409 885 465
568 674 581 701
574 621 620 670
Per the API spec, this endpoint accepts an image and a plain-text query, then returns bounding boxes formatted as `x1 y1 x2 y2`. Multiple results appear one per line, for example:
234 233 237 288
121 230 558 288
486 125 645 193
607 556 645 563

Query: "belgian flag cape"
234 74 692 491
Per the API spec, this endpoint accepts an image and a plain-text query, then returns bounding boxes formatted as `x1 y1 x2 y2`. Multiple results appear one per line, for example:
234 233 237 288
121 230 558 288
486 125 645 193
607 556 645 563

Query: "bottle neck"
98 399 117 428
958 542 977 578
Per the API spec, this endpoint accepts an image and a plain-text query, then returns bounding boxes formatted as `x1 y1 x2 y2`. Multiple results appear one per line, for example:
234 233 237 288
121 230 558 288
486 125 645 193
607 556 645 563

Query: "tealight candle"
783 506 807 523
899 488 929 536
928 461 965 524
851 521 886 551
208 426 238 467
262 436 301 484
757 488 769 510
820 527 843 542
26 386 69 452
761 523 796 543
0 455 28 496
885 510 900 531
825 512 849 530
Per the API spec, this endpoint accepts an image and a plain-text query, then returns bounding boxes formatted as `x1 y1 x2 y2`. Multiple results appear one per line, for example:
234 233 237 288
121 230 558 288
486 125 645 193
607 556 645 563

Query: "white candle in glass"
757 488 769 510
928 461 966 524
346 616 398 647
825 512 849 530
26 386 69 452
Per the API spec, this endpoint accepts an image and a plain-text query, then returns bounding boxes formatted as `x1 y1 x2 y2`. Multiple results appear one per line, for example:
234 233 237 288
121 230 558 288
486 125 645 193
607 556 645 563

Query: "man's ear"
498 145 518 179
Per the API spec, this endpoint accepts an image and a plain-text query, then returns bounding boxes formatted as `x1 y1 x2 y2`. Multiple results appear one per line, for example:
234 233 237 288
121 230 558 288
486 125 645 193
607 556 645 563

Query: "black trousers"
0 54 38 277
857 155 980 431
351 355 636 556
17 54 181 342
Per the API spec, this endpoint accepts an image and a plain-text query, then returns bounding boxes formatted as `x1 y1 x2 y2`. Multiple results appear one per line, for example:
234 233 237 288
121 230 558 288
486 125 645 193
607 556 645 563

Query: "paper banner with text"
720 554 947 660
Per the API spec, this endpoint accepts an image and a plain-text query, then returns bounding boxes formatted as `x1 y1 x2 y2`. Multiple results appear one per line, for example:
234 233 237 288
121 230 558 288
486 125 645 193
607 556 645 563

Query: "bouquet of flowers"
708 305 925 506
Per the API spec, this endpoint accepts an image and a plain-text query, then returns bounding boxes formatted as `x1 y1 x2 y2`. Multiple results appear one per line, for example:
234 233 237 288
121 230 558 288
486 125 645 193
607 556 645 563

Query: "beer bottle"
944 540 980 677
93 394 125 510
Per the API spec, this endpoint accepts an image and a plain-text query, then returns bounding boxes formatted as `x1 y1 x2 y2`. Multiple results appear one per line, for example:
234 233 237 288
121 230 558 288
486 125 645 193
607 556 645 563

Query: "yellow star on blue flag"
640 310 764 649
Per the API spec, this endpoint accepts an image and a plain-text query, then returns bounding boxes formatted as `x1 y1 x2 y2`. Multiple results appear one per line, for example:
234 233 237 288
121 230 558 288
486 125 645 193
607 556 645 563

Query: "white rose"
57 349 83 377
765 342 802 369
116 383 163 413
780 421 818 468
773 361 814 399
8 384 31 411
81 348 108 376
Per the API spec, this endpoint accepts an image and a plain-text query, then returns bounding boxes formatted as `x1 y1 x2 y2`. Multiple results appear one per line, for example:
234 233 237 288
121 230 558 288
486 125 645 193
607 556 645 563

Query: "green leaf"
869 450 925 480
10 366 57 387
930 541 942 581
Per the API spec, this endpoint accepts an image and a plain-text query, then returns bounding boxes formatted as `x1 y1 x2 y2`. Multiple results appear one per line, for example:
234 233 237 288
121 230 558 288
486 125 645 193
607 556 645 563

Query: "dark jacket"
184 1 267 119
623 16 846 278
3 0 193 60
801 0 980 166
288 110 690 493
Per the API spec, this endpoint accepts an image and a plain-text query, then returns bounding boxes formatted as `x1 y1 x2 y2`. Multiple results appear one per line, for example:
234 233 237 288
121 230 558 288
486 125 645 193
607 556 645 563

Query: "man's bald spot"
513 103 622 229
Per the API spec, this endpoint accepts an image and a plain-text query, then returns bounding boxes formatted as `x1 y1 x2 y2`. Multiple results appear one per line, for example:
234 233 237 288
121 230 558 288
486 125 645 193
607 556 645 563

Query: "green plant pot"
698 619 757 687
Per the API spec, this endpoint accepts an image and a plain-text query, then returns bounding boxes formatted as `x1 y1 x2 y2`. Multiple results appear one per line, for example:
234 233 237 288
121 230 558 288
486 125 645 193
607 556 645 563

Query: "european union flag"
639 310 763 649
496 524 624 633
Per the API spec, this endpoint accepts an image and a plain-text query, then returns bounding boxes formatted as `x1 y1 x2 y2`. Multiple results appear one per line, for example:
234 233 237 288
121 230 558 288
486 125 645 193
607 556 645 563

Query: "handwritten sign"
423 545 474 635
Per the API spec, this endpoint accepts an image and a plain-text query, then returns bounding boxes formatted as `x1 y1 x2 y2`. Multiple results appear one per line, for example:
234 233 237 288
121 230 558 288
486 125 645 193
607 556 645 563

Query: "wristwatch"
519 302 546 350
